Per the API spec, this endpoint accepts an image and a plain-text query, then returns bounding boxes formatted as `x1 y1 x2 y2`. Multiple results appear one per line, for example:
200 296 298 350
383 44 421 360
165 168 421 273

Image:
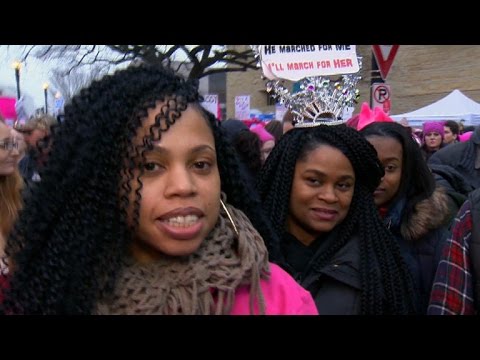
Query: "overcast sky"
0 45 228 111
0 45 54 109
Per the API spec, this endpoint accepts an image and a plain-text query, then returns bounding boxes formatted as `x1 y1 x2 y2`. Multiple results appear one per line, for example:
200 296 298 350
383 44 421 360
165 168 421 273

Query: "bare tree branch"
48 65 106 105
26 45 257 79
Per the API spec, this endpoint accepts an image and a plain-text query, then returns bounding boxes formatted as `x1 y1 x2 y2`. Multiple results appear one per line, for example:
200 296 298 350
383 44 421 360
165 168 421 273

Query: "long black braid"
257 124 416 314
1 64 280 314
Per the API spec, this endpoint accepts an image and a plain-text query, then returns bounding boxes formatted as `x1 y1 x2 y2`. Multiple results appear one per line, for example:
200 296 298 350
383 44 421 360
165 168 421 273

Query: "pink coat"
230 263 318 315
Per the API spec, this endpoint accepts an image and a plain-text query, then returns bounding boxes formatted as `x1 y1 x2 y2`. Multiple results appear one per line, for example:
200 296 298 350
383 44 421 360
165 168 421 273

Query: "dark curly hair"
257 124 416 314
2 64 280 314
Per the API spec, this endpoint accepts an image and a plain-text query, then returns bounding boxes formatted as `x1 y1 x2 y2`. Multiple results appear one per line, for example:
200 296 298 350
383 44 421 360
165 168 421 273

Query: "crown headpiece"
251 45 362 128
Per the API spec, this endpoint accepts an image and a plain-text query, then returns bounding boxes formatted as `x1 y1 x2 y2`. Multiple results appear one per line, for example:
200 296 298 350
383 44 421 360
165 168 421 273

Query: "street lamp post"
43 83 49 114
12 61 22 99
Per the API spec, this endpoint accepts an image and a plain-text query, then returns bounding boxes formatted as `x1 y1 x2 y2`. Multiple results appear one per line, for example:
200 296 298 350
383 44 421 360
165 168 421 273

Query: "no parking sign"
372 83 391 114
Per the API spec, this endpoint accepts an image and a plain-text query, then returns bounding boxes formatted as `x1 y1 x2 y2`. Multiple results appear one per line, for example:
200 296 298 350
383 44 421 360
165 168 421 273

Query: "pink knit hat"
422 121 445 139
250 125 274 143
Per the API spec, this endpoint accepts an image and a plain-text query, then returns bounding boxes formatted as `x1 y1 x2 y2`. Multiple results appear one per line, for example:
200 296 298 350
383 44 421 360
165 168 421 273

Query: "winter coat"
421 143 446 163
230 263 318 315
281 230 363 315
429 163 475 229
385 187 451 313
428 126 480 190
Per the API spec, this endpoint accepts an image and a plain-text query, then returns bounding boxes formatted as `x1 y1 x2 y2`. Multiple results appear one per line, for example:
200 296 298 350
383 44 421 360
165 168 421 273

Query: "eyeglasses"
16 129 32 135
0 140 19 151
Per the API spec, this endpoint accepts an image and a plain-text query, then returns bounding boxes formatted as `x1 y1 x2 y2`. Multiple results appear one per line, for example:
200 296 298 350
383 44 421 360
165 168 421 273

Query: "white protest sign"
275 103 288 121
54 97 65 116
235 95 250 120
15 96 29 122
342 106 355 120
54 97 64 110
201 94 218 117
258 45 359 81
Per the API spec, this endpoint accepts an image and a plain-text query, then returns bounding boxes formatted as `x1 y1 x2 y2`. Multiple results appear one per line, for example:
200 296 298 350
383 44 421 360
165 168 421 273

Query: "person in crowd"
221 119 262 188
428 187 480 315
0 117 23 277
459 131 473 143
9 128 26 162
421 121 445 161
0 64 317 315
428 161 475 230
345 114 359 129
428 125 480 190
265 120 283 143
399 117 409 127
250 125 275 165
427 125 476 228
16 115 57 186
464 125 476 133
256 122 416 314
396 118 423 147
360 122 451 313
412 128 423 145
443 120 460 145
282 110 294 134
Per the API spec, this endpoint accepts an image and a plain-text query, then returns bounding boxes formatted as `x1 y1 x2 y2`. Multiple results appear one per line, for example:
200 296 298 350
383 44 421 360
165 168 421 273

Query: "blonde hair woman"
0 117 23 275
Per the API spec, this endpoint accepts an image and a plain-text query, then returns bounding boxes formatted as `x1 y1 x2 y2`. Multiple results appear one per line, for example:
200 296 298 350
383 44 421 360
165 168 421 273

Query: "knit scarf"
95 200 270 315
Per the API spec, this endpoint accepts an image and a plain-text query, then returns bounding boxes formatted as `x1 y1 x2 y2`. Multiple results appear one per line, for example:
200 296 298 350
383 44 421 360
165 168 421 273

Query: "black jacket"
385 188 450 313
282 231 362 315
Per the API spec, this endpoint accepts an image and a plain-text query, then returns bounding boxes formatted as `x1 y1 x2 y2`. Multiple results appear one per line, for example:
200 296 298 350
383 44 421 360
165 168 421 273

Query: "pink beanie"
250 125 274 143
422 121 445 138
459 131 473 142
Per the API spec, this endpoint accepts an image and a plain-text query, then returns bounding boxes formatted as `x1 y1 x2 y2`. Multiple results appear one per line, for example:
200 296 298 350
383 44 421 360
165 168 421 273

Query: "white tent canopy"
391 89 480 127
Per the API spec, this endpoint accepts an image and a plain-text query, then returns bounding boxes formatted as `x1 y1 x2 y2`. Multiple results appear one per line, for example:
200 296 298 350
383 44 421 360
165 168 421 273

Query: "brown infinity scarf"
96 201 270 315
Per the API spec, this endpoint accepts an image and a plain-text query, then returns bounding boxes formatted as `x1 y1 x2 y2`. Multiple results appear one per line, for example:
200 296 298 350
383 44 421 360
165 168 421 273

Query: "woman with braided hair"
257 123 417 314
360 122 451 314
0 64 317 315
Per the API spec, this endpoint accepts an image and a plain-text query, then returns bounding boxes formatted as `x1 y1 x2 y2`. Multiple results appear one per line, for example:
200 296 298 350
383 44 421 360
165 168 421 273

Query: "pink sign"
0 97 17 119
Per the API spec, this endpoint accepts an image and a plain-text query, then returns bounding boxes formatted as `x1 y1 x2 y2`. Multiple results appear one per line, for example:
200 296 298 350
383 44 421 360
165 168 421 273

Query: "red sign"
382 99 391 114
372 45 399 80
372 83 391 112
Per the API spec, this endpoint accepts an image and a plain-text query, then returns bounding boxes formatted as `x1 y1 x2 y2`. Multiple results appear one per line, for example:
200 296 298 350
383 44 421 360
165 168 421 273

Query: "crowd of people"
0 62 479 315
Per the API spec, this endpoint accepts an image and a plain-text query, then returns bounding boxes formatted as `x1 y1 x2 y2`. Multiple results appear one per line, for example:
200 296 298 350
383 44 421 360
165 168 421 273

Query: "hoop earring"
220 199 239 236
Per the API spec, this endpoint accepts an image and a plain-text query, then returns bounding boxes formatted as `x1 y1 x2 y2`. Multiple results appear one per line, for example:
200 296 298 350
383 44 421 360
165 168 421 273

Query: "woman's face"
129 104 221 262
287 144 355 245
424 132 442 151
0 123 21 176
365 136 403 208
